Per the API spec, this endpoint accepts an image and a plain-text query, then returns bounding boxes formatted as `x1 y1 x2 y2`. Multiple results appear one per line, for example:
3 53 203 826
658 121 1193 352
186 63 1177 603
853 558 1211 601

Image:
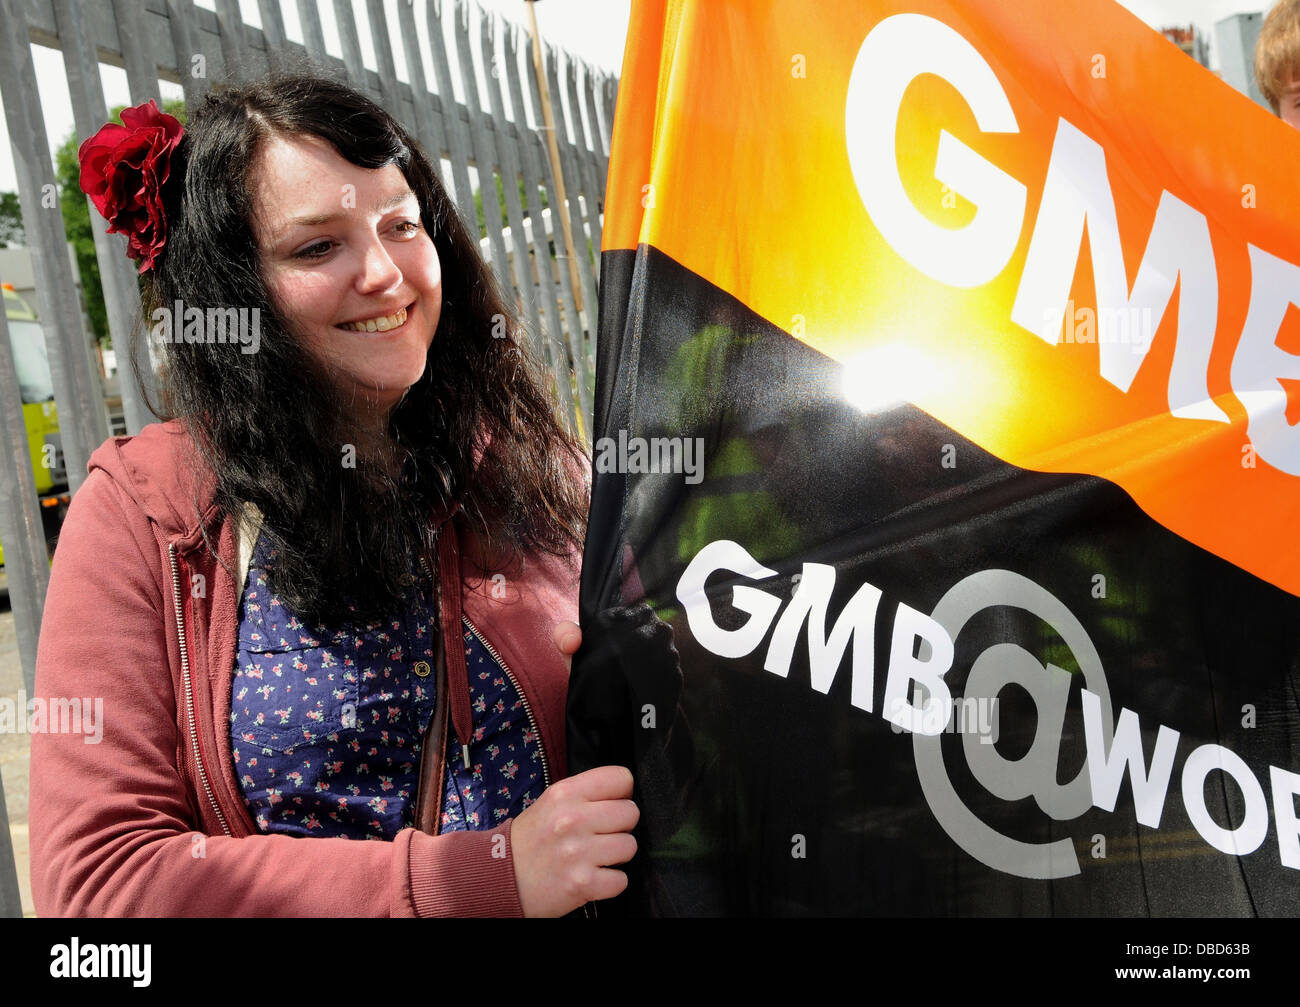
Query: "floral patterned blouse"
230 526 546 839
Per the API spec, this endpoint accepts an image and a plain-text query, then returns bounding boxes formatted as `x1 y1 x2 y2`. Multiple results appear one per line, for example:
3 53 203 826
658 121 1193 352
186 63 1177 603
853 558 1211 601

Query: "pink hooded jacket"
29 419 581 916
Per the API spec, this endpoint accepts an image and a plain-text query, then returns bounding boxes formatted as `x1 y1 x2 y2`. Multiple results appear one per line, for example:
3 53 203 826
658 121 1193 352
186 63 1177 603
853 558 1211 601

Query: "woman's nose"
354 234 402 292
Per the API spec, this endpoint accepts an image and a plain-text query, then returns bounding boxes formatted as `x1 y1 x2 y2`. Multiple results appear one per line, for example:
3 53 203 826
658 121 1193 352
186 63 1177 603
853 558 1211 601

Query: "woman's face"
251 133 442 425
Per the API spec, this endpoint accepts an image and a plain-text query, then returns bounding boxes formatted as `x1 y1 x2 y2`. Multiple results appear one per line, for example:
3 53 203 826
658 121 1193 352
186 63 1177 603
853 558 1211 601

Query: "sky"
0 0 1281 192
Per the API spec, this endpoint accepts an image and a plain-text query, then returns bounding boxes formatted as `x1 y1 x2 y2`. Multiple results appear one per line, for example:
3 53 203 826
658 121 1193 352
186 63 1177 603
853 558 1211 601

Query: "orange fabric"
604 0 1300 595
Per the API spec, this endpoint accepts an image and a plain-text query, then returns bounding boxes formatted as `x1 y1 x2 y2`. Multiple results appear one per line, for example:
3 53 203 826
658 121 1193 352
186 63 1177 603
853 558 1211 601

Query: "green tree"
474 174 548 239
0 191 24 246
55 97 188 348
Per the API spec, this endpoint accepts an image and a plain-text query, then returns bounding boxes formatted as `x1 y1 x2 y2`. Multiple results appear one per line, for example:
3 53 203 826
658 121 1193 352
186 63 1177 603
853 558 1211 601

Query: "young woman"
29 70 637 917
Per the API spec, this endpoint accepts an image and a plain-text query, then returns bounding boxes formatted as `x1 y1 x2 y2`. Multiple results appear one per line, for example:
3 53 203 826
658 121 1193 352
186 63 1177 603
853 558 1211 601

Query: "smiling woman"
29 69 639 918
251 134 442 453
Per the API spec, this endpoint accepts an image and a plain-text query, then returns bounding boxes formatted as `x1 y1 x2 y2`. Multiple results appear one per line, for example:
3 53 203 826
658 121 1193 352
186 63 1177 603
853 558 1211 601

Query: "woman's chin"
366 373 426 409
356 359 429 396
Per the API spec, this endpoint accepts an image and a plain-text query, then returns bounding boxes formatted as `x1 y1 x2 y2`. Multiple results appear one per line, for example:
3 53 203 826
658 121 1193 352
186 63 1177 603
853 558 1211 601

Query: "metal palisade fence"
0 0 615 917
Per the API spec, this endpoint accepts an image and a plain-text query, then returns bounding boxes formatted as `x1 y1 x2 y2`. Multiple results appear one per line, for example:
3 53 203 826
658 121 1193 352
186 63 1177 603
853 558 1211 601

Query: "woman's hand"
510 764 639 916
508 621 639 917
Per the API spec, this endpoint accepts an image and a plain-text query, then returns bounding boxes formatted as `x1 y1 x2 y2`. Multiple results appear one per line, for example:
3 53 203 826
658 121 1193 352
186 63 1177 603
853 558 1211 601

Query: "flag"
568 0 1300 915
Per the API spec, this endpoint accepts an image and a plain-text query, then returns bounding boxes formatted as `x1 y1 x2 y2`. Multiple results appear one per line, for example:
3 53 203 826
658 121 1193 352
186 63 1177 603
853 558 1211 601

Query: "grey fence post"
0 772 23 917
0 272 51 919
482 14 543 372
502 20 574 420
213 0 252 85
396 0 449 180
580 60 610 211
425 0 477 233
0 0 110 493
546 46 598 324
452 1 509 289
59 0 159 438
166 0 211 110
521 34 585 421
561 51 603 305
362 0 400 124
255 0 290 76
602 74 618 155
535 41 593 434
296 0 328 63
111 0 169 432
295 0 343 80
332 0 375 102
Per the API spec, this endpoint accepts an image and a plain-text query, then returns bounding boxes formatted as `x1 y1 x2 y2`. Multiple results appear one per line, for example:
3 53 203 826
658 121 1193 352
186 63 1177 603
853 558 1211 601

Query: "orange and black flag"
567 0 1300 915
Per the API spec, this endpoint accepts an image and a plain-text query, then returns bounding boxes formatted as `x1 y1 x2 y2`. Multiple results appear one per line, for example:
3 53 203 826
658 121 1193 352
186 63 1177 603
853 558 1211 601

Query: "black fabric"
568 245 1300 916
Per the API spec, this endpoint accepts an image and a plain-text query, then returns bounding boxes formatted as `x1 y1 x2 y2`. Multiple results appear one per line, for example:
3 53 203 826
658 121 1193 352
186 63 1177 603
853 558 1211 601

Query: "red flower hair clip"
77 99 184 275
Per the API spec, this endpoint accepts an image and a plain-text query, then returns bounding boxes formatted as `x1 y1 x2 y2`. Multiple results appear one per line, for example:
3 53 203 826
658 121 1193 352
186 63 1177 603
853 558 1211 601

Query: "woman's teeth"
339 305 408 332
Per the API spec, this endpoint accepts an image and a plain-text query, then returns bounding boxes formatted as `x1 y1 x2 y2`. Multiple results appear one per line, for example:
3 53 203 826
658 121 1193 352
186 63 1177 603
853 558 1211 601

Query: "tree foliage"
0 191 23 246
475 173 548 239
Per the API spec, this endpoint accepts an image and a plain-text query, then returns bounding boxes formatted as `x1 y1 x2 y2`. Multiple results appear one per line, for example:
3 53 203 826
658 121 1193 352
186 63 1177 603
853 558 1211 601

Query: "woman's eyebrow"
281 190 417 234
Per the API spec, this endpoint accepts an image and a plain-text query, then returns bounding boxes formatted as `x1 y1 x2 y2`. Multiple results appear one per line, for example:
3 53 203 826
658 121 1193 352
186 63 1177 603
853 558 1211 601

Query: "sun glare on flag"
841 342 947 415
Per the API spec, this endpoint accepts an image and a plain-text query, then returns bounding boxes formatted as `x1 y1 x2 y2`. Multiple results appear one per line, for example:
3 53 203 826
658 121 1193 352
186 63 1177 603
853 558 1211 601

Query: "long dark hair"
139 68 587 626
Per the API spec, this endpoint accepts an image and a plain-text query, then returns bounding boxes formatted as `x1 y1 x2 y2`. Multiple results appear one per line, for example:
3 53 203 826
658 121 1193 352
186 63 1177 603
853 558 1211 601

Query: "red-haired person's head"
1256 0 1300 128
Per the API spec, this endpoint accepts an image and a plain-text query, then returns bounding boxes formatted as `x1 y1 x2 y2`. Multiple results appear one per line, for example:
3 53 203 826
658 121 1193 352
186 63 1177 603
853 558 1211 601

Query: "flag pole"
524 0 584 317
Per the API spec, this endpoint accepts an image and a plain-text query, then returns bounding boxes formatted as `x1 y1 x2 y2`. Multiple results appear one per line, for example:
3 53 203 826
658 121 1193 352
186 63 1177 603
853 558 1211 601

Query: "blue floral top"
230 526 546 839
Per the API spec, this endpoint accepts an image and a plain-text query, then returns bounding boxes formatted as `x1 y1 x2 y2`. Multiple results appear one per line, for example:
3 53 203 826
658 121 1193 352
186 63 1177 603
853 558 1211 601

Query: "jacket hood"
86 418 219 543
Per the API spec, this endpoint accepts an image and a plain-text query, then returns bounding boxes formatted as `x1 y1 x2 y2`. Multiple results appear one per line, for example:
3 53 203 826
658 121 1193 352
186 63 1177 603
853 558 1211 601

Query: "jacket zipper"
464 613 594 918
422 552 591 915
416 550 548 779
462 615 551 789
168 543 232 837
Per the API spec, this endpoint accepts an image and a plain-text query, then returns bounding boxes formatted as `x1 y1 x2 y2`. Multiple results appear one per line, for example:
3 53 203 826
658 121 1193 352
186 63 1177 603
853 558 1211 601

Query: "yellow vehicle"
0 282 71 593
